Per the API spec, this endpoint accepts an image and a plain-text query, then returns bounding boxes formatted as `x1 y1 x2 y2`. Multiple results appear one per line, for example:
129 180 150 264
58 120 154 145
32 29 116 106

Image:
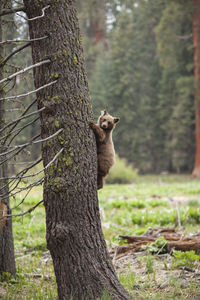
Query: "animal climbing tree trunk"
192 0 200 177
23 0 128 299
0 3 16 276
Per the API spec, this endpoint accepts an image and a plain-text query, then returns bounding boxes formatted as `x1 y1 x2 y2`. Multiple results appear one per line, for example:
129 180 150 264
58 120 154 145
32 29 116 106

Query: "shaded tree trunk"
23 0 128 299
0 3 16 276
192 0 200 177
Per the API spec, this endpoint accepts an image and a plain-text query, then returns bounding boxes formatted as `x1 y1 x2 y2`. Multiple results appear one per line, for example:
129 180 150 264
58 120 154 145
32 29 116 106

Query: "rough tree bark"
192 0 200 177
0 3 16 276
23 0 128 299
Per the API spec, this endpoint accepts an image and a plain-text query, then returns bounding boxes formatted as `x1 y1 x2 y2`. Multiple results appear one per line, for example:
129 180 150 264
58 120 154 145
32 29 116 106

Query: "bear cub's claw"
88 120 95 128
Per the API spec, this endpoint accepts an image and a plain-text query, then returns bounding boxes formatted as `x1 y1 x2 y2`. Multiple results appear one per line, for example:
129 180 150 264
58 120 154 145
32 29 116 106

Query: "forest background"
3 0 196 176
1 1 200 299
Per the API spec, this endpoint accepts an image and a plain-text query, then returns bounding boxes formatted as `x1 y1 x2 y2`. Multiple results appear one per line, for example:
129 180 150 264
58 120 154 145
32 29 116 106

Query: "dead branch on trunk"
2 200 44 219
0 59 50 84
0 6 25 17
1 99 38 143
0 43 30 67
16 5 50 21
0 107 45 135
0 36 47 45
0 80 57 101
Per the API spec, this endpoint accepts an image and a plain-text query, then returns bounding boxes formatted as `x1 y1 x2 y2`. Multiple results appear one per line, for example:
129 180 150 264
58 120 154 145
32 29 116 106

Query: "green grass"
1 175 200 299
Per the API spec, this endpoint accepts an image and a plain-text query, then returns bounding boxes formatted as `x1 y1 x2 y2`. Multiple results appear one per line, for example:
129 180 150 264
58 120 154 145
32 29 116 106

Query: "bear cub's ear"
103 109 108 115
114 117 120 123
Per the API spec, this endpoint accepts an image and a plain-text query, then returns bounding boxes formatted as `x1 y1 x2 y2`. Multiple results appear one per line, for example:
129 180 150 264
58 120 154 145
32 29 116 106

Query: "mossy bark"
23 0 128 299
0 3 16 276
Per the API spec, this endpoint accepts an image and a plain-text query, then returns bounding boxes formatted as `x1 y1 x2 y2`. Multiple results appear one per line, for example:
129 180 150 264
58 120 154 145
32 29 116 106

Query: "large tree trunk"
192 0 200 177
23 1 128 299
0 4 16 276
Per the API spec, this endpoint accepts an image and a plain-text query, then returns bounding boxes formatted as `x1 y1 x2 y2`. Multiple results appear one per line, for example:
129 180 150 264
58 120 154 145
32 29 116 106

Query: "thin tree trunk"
192 0 200 177
0 3 16 276
23 1 128 299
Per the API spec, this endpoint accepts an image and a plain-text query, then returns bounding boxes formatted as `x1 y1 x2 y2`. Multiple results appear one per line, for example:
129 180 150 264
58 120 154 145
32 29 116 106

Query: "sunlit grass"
1 175 200 299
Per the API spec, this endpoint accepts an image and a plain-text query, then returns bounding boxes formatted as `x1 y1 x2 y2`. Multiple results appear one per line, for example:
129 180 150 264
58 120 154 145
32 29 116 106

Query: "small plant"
118 272 136 290
172 250 200 268
145 254 154 274
142 236 168 254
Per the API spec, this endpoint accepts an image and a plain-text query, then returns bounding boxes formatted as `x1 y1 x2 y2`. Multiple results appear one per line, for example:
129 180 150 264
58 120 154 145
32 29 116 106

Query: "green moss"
73 55 78 65
65 157 72 166
63 50 68 57
53 95 61 104
48 116 55 123
50 73 59 79
55 121 60 129
48 164 55 177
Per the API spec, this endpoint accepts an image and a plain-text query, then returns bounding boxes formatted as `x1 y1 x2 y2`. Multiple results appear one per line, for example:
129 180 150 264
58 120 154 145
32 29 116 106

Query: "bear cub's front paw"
89 120 95 128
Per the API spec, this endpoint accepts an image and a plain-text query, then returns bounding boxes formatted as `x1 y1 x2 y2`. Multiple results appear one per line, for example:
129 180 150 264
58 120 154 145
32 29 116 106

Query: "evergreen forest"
1 1 200 299
1 0 198 175
78 0 196 175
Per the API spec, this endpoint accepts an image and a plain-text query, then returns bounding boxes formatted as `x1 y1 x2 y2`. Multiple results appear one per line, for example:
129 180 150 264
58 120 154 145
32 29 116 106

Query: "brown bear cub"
89 110 120 189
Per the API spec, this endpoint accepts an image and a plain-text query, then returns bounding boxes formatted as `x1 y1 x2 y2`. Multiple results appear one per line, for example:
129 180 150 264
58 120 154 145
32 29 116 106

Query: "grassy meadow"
1 175 200 299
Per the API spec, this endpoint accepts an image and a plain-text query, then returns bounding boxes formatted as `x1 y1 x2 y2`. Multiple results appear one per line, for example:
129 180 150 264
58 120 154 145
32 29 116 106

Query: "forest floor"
1 175 200 299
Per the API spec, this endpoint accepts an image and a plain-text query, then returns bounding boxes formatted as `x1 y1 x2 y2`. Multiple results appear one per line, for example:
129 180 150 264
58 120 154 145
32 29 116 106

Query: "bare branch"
0 158 43 182
16 5 50 21
1 176 44 203
0 134 40 167
2 99 37 144
0 80 57 101
0 6 25 17
0 106 45 135
0 147 64 180
11 187 33 210
0 169 43 200
0 129 63 157
176 34 193 40
10 179 44 210
0 43 30 67
0 60 50 84
2 200 44 220
7 117 40 146
0 36 48 45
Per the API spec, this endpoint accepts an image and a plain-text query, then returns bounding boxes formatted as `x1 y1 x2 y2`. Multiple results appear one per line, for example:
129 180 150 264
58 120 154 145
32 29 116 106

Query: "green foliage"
156 1 192 71
172 250 200 269
142 236 168 254
87 0 195 174
118 272 136 290
1 175 200 299
145 254 154 274
106 155 138 184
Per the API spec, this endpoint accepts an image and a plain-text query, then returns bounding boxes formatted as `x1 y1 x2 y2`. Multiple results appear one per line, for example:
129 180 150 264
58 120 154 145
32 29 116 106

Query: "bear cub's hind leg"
97 175 104 190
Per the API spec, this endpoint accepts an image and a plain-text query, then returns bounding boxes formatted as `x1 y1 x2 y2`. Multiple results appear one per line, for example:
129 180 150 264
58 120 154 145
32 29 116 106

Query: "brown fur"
89 110 120 189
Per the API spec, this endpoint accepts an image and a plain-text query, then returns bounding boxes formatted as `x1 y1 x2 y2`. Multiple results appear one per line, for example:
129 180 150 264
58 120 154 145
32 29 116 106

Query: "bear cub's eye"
108 121 111 125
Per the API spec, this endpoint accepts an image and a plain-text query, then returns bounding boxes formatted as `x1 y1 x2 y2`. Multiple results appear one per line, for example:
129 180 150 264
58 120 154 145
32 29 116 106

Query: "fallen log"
118 227 200 256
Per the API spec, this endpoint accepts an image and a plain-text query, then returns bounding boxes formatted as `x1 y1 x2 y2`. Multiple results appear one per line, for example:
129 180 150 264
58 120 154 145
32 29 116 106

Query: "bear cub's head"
98 110 120 131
